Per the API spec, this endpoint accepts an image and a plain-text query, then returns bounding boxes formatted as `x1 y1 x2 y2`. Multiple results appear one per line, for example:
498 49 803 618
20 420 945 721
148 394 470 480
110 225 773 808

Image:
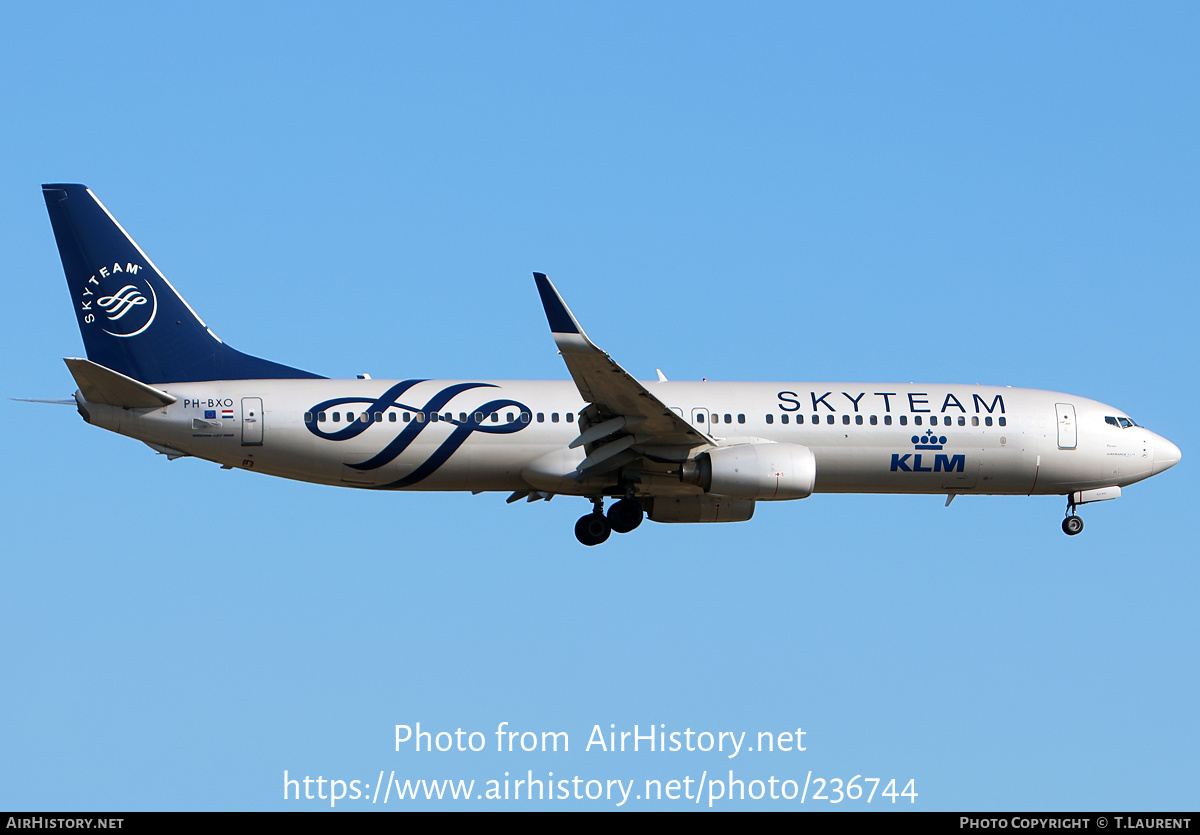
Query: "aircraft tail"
42 184 323 384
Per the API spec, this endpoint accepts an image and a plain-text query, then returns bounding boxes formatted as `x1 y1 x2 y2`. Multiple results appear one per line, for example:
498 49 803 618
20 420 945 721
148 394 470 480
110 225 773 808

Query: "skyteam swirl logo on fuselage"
306 380 531 489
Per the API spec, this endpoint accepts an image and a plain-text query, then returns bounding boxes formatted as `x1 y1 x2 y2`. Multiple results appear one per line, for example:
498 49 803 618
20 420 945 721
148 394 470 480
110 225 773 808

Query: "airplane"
36 183 1181 545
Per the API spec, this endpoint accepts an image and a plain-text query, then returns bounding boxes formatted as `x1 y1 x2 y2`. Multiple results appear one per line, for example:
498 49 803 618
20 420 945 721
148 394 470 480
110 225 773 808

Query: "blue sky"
2 2 1197 811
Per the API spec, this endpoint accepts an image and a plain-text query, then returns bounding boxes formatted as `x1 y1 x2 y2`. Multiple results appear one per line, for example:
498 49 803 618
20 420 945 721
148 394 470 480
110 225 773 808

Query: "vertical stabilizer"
42 184 323 384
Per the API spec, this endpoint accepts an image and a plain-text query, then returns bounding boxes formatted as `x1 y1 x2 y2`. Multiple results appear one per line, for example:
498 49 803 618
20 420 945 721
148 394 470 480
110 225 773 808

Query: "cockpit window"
1105 415 1139 428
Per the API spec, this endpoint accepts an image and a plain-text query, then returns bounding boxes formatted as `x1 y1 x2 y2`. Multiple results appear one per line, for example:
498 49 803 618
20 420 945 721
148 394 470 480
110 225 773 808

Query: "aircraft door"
690 407 710 429
242 397 264 446
1055 403 1077 450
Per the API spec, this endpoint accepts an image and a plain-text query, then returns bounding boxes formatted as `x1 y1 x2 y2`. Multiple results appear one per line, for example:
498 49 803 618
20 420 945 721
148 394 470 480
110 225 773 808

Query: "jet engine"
683 442 817 501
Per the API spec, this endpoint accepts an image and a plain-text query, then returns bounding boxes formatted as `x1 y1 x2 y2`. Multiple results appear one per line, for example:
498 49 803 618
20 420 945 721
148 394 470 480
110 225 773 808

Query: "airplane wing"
534 273 713 478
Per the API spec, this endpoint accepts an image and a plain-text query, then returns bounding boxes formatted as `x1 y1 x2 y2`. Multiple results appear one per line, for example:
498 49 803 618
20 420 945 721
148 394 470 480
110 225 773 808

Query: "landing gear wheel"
1062 516 1084 536
575 513 611 546
607 498 644 534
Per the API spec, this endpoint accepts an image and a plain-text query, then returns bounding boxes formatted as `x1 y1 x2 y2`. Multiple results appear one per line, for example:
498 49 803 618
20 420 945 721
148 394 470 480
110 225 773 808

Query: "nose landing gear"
1062 495 1084 536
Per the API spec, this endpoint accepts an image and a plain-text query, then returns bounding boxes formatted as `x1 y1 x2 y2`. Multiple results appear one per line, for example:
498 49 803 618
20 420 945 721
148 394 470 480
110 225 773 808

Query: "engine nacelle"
647 496 756 523
689 442 816 501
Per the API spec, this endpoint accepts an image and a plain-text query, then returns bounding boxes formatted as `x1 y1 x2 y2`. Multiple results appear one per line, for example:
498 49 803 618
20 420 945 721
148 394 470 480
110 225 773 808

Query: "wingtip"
533 272 583 336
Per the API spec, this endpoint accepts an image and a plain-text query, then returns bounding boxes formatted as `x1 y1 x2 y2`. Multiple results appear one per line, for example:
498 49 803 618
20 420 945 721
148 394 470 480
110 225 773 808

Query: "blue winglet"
533 272 584 336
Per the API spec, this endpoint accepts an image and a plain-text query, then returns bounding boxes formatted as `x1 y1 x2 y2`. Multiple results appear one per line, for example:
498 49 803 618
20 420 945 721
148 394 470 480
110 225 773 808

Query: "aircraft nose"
1153 436 1181 475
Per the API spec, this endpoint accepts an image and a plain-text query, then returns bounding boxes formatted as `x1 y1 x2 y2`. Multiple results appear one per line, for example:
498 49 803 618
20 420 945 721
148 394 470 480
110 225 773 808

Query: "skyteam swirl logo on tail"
306 380 531 489
79 261 158 338
98 285 148 320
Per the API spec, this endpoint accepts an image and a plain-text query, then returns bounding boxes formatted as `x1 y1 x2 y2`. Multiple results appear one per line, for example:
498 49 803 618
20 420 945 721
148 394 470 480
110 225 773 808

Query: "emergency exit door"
242 397 263 446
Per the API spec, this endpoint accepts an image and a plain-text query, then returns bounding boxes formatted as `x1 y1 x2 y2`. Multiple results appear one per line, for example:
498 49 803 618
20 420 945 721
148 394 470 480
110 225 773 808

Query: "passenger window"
914 416 923 426
972 416 979 426
870 415 877 425
899 415 907 426
985 416 993 426
507 412 514 422
304 412 313 423
766 414 774 425
374 412 382 422
998 417 1007 427
842 415 850 425
958 416 965 426
416 413 425 423
781 414 789 424
855 415 863 425
521 412 531 423
567 413 574 423
333 412 341 422
318 412 326 423
724 414 732 423
537 413 545 423
884 415 892 426
389 412 397 422
403 413 411 422
475 412 484 422
796 414 804 425
552 413 559 423
738 414 745 424
444 412 452 422
697 413 705 423
826 414 834 425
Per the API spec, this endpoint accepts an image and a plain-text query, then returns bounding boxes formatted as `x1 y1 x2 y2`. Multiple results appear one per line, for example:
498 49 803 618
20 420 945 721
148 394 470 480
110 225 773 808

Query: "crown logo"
913 430 946 450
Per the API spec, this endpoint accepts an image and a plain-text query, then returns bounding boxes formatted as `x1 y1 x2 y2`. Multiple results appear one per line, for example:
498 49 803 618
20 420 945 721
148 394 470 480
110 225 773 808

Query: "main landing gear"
574 497 644 546
1062 496 1084 536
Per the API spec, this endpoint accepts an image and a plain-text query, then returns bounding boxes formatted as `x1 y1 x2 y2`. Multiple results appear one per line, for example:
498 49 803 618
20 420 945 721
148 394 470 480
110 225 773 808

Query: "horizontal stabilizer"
63 357 177 408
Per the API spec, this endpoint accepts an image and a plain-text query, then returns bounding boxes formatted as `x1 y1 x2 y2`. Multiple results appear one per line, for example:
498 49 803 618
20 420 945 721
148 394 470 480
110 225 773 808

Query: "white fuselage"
79 378 1176 500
